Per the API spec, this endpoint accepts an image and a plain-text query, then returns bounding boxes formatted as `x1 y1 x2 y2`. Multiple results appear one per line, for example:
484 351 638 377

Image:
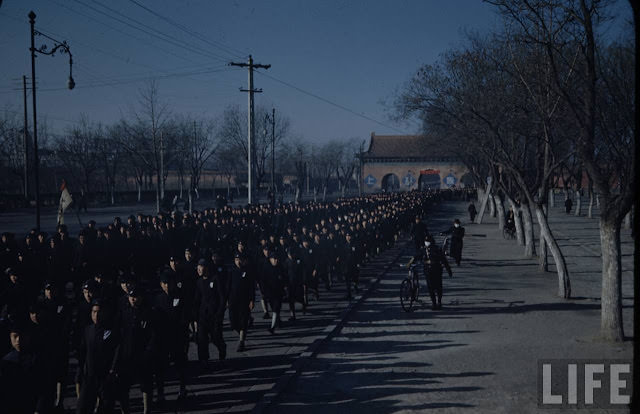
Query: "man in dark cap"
193 258 226 364
73 280 97 398
1 267 28 324
441 219 466 266
263 251 286 333
117 286 157 414
228 253 255 352
408 234 452 310
154 270 189 401
284 247 304 321
76 300 120 414
41 281 72 410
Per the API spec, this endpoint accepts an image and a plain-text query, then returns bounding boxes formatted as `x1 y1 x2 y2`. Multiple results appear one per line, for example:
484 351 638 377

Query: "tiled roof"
364 133 454 159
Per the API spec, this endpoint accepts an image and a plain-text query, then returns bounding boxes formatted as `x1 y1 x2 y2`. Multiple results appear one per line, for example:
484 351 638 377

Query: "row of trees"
394 0 634 342
0 81 362 210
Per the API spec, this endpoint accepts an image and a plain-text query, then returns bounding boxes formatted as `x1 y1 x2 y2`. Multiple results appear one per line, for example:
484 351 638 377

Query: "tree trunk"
596 193 600 208
522 202 536 258
588 189 594 219
156 171 161 213
495 195 506 230
322 185 327 202
510 199 525 246
295 186 300 204
179 175 184 199
599 215 624 342
574 190 582 216
110 183 115 206
549 188 555 208
188 190 193 213
137 182 142 203
475 181 492 224
539 203 548 272
624 208 632 230
534 204 571 298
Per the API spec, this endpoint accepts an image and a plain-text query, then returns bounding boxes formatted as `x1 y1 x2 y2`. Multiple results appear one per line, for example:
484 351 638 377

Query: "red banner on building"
420 169 440 175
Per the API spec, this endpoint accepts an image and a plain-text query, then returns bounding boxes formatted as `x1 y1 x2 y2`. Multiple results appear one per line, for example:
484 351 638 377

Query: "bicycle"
503 224 516 240
399 263 419 312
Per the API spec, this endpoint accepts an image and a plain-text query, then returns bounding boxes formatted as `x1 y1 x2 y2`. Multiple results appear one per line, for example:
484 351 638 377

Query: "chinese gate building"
361 133 470 192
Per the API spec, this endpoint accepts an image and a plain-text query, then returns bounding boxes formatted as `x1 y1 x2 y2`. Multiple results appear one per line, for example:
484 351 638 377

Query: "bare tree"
491 0 635 342
56 116 100 197
119 80 171 212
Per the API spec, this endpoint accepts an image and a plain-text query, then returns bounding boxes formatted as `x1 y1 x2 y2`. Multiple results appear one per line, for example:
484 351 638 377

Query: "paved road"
268 201 633 413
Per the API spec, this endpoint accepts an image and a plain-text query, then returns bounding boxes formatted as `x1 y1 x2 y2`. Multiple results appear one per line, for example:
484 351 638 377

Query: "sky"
0 0 632 144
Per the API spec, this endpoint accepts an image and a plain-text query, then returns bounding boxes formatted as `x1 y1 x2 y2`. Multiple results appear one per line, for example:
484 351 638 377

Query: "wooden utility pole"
229 55 271 204
22 75 29 200
270 108 275 192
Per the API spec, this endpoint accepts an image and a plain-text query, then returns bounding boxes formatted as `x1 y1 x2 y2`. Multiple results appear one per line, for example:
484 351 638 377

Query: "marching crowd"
0 189 455 413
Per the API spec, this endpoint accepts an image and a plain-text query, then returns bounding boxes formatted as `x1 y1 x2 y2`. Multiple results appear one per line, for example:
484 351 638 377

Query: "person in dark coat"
193 259 226 363
409 235 452 310
564 197 573 214
284 247 304 321
442 219 465 266
263 252 286 333
228 253 255 352
0 323 38 414
468 202 477 222
0 267 29 325
75 300 120 414
41 281 72 410
116 287 157 414
299 238 317 304
340 233 361 300
153 270 189 401
410 216 428 252
73 280 97 399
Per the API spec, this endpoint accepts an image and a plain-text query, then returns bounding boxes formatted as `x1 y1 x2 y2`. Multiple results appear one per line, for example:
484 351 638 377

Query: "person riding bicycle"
407 234 452 310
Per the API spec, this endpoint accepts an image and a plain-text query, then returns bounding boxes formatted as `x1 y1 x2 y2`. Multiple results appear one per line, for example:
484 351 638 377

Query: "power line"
0 65 233 94
48 0 203 66
254 70 410 135
127 0 248 60
72 0 232 64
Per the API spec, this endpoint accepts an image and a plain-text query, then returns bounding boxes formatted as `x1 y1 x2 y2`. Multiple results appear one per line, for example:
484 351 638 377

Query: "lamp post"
29 10 75 231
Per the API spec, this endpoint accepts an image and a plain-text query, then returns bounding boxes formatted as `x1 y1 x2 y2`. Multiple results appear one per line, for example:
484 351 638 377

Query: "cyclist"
441 219 465 266
407 234 452 310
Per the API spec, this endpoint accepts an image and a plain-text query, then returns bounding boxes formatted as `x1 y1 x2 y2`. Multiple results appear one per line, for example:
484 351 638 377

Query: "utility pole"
266 107 276 192
22 75 29 200
229 55 271 204
358 140 364 197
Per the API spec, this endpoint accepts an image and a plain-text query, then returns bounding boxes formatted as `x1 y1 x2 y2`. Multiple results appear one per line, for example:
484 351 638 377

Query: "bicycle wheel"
400 278 414 312
502 228 510 240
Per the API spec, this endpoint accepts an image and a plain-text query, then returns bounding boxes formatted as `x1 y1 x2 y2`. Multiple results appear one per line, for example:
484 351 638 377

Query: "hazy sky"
0 0 632 143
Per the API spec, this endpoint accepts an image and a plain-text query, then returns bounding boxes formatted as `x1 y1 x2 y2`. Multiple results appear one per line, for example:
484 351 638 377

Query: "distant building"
361 133 470 192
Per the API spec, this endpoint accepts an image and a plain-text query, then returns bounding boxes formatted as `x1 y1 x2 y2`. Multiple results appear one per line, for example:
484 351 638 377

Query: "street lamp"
29 10 74 231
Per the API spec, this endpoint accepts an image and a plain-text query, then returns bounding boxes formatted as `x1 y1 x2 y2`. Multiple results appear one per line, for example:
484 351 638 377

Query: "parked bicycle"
399 263 419 312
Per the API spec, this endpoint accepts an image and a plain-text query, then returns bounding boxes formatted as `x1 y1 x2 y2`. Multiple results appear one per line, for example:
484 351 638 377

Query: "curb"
251 242 408 414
